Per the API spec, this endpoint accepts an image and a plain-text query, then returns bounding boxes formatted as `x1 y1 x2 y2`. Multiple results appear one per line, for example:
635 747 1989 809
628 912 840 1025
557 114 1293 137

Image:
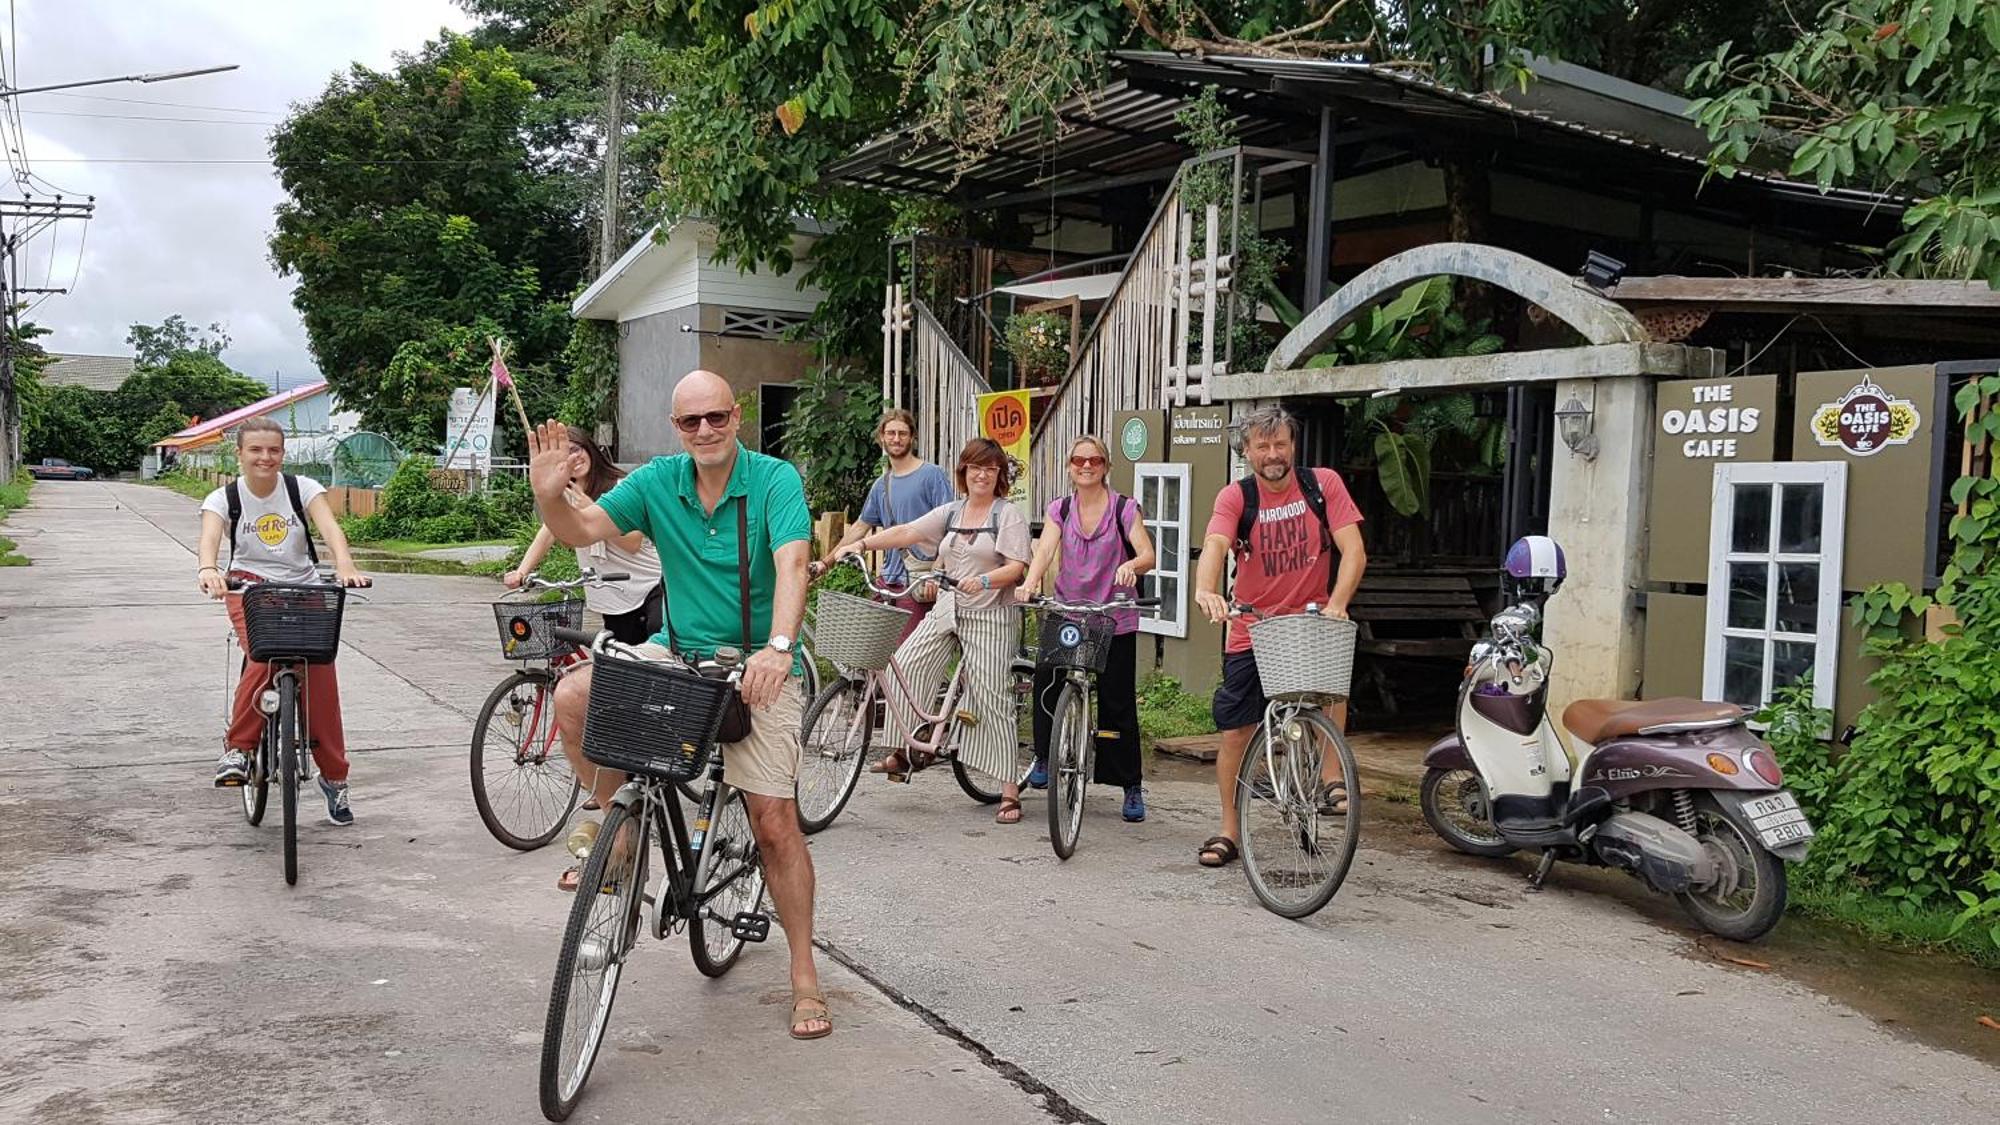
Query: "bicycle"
1229 603 1363 918
537 627 774 1122
471 569 629 851
793 556 1035 834
1023 591 1159 860
221 572 367 886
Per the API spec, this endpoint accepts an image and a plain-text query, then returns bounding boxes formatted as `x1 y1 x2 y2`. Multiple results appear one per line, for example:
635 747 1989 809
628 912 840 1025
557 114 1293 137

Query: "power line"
22 107 278 126
40 90 282 117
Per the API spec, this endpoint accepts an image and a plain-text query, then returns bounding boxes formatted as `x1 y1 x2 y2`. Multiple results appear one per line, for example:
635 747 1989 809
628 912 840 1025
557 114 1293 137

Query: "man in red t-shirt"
1191 404 1367 867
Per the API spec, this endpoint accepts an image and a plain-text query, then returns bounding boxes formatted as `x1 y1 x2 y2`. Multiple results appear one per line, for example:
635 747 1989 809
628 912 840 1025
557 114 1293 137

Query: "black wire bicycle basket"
581 654 736 781
241 583 346 665
1037 612 1115 674
492 598 585 661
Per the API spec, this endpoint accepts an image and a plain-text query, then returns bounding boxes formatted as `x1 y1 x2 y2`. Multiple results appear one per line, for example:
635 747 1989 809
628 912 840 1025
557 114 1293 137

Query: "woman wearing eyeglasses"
830 437 1034 823
1017 436 1156 821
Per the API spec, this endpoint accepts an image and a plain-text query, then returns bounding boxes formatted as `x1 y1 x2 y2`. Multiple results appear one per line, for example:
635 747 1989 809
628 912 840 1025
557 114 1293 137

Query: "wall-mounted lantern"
1555 393 1598 461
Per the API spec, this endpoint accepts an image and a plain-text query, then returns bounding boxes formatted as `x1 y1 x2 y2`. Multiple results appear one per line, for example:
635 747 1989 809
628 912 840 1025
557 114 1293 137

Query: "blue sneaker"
1122 785 1146 823
1027 758 1049 790
318 776 354 827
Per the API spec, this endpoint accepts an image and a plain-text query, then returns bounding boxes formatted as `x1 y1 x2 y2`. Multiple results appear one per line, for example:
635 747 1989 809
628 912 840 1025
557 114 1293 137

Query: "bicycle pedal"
730 911 771 942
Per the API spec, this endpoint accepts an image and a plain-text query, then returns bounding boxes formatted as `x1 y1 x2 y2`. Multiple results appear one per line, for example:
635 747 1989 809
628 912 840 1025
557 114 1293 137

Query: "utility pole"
0 63 235 478
599 59 623 275
0 197 95 479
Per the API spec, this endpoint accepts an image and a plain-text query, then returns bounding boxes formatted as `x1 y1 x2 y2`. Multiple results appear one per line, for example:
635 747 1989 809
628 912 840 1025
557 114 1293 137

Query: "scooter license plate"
1742 791 1814 848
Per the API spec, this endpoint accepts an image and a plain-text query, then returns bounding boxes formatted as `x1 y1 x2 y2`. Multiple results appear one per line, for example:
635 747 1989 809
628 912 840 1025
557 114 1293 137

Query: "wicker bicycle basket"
1248 613 1357 701
1037 612 1116 674
241 583 346 665
492 598 584 661
811 590 910 671
581 654 736 781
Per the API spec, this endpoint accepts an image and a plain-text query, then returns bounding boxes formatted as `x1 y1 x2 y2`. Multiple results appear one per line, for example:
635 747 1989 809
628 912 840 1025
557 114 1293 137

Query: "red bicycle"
471 571 627 850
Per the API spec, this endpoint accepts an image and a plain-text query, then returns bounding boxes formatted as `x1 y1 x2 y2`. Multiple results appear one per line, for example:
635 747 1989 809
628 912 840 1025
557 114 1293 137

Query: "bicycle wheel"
1046 681 1091 860
796 641 823 711
471 670 580 851
278 674 300 887
242 723 270 827
1235 709 1360 919
952 668 1039 804
689 787 767 978
795 677 872 834
540 800 650 1122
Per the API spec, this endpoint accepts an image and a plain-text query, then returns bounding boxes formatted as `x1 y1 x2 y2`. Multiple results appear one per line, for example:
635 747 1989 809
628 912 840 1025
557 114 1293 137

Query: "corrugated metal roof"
43 353 136 392
827 52 1904 232
156 381 332 449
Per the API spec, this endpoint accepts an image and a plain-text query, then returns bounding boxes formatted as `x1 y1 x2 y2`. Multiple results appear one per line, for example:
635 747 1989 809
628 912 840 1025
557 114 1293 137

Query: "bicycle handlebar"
1024 593 1162 613
520 568 629 592
225 574 373 592
813 554 969 599
552 625 747 684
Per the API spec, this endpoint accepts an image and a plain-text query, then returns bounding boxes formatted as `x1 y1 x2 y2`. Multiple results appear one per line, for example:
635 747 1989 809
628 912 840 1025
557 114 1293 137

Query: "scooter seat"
1563 697 1749 743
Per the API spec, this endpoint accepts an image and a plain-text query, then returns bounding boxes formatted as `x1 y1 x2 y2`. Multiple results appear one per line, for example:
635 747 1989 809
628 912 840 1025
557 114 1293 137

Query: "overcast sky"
12 1 475 389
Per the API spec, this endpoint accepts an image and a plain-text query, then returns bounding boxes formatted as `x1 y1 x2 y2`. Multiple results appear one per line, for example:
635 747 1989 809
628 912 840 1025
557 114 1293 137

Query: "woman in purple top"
1018 435 1157 821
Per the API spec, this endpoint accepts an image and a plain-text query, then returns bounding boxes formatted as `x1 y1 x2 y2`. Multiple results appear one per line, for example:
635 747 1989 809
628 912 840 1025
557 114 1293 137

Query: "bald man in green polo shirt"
530 369 830 1041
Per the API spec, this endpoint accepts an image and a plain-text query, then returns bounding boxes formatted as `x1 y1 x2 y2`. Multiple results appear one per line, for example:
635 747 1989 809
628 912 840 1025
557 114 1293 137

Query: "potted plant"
1003 310 1071 387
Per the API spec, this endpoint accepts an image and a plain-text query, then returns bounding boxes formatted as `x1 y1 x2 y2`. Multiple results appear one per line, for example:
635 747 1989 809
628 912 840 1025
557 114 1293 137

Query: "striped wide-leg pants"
881 595 1021 783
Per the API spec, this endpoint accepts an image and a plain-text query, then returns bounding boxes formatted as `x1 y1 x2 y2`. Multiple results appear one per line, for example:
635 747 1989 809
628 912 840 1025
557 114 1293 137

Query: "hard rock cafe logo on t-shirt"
1809 378 1920 457
253 513 292 546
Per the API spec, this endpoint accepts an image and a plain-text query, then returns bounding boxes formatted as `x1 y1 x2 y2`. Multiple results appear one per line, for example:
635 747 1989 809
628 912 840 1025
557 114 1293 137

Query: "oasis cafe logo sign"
1661 382 1760 459
1809 378 1920 457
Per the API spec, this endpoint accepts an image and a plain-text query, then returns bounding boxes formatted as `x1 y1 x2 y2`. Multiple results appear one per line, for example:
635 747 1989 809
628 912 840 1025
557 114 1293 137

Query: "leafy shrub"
783 365 884 516
1757 376 2000 952
413 512 478 543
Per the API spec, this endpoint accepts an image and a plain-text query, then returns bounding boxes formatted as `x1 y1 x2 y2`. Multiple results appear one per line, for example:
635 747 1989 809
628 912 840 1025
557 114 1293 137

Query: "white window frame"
1135 462 1190 639
1702 461 1847 713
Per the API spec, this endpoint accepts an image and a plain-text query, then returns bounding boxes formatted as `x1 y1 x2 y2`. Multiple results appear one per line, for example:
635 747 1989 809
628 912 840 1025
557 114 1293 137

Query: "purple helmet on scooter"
1503 535 1566 599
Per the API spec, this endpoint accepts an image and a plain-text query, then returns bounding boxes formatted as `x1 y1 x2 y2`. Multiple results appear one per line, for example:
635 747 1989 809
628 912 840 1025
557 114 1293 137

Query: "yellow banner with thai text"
976 389 1032 506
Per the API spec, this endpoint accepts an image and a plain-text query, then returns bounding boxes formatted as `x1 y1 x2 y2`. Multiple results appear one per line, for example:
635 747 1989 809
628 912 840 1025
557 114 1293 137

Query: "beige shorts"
628 643 803 801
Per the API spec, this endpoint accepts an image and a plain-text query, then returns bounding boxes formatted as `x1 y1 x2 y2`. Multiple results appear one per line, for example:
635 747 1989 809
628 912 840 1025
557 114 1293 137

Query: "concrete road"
2 482 1995 1125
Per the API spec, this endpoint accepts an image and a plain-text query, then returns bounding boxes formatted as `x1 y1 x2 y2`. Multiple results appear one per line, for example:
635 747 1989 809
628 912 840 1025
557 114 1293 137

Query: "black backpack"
1054 493 1138 562
225 474 319 568
1231 469 1336 592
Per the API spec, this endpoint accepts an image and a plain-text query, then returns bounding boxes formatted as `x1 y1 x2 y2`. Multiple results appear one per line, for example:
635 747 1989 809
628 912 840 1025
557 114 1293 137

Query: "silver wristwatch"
768 633 794 654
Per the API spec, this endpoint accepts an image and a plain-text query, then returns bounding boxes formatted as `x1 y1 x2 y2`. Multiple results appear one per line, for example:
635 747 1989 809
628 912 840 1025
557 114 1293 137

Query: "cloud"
12 0 474 387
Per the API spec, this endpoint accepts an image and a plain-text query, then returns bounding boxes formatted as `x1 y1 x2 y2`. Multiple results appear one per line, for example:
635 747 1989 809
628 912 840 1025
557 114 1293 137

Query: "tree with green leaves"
23 329 268 473
127 314 231 369
269 33 588 443
1691 0 2000 282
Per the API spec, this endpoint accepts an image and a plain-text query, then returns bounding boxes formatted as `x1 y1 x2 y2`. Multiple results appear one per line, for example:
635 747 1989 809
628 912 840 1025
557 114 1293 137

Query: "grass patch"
1138 673 1217 741
354 537 513 555
1790 879 2000 970
151 471 213 502
0 471 31 565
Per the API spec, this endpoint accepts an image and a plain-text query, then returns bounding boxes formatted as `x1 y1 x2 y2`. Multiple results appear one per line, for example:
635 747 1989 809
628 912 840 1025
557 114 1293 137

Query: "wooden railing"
1025 175 1185 512
910 299 990 469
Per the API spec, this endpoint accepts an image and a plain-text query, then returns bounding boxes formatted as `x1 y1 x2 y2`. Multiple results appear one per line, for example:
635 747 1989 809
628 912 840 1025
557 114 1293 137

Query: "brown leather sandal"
995 796 1023 824
790 994 833 1040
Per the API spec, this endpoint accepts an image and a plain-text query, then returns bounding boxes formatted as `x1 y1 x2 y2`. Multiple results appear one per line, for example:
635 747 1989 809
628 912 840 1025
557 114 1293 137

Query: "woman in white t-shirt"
196 417 371 825
504 426 663 644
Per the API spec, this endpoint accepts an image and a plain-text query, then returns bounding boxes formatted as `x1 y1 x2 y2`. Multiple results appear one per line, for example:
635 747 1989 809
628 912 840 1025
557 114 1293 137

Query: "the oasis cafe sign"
1656 376 1777 462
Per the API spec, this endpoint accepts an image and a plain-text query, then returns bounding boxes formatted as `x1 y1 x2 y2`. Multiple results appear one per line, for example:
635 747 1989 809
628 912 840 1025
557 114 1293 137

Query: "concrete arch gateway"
1214 242 1725 715
1264 242 1649 372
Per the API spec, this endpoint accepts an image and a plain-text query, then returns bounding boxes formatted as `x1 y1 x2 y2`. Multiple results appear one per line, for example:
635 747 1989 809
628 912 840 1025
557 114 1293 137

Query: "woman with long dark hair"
505 425 663 645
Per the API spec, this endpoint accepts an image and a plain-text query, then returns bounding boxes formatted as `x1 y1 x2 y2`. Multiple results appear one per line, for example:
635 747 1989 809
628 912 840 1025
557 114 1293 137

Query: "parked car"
26 458 95 481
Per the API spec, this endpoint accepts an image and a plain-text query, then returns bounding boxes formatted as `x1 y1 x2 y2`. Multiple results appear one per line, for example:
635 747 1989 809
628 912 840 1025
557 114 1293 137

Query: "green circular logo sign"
1119 416 1148 461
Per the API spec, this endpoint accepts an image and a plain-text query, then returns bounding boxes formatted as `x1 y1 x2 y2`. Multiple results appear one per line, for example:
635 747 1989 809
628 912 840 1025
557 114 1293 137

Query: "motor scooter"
1419 537 1814 941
